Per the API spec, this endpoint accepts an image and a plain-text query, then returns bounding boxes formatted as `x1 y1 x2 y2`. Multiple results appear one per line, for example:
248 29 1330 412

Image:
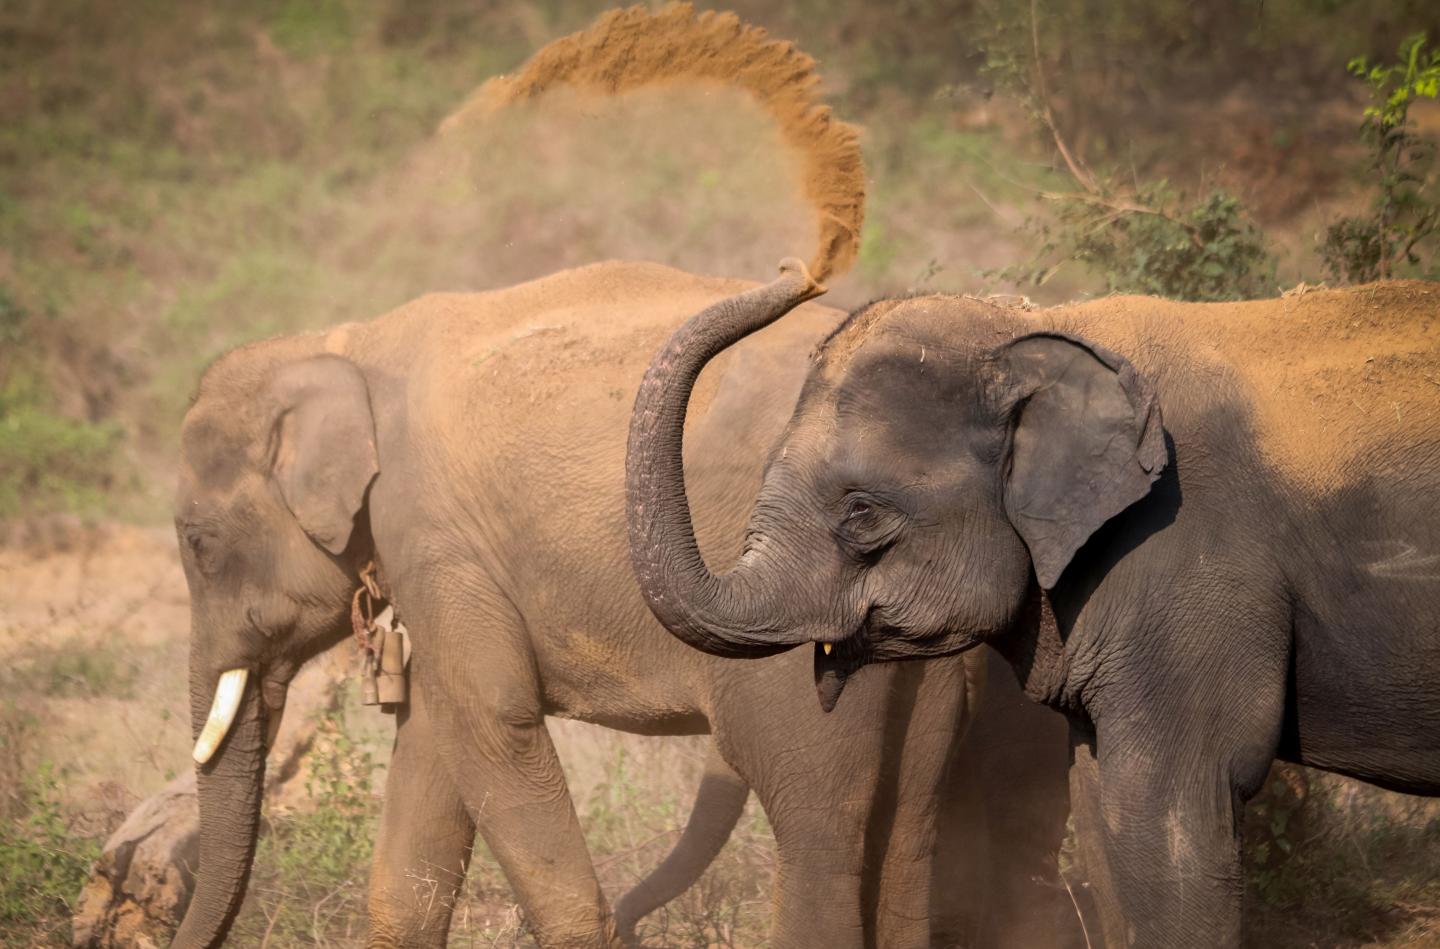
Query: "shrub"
0 761 101 945
0 287 127 518
980 1 1276 301
1002 183 1276 301
234 704 378 945
1320 33 1440 283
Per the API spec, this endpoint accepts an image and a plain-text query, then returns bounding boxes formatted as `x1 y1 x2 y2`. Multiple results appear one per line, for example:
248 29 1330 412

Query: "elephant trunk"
171 661 266 948
625 258 823 658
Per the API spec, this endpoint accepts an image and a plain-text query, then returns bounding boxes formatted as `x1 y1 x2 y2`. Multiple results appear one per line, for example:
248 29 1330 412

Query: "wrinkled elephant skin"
625 272 1440 947
170 262 1071 948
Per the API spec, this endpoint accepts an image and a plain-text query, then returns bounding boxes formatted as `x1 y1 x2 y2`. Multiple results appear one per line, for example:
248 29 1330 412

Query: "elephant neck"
992 586 1074 712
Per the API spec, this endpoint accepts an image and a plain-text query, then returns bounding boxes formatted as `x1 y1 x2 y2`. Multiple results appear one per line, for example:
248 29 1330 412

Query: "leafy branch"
1320 33 1440 283
983 0 1274 301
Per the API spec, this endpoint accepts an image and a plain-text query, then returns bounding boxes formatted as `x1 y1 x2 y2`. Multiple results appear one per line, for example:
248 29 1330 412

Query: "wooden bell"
376 607 408 708
360 646 381 706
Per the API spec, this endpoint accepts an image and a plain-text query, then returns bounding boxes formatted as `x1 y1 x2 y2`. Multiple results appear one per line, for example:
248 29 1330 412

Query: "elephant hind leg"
612 744 749 942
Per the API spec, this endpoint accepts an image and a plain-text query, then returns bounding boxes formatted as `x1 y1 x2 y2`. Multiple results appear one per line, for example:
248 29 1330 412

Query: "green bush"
234 704 378 944
1001 184 1276 301
1245 774 1440 945
0 406 126 518
0 286 127 518
0 762 100 945
1320 33 1440 283
276 708 377 889
976 0 1278 301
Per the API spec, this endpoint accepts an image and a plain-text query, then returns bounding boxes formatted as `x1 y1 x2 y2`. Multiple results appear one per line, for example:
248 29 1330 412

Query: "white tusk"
192 668 249 764
264 701 285 751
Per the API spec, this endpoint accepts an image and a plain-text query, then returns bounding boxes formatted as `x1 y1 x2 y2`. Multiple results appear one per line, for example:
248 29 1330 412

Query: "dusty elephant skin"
169 260 1070 949
625 267 1440 947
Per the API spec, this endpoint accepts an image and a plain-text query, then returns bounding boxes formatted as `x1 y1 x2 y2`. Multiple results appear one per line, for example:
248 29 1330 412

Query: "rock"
71 650 356 947
71 773 198 949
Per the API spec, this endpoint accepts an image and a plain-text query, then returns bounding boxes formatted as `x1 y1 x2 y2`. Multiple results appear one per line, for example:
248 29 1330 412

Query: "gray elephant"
169 260 1073 949
624 261 1440 947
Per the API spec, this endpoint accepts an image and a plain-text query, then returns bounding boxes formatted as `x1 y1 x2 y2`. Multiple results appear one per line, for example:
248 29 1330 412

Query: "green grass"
1246 772 1440 946
231 705 380 946
0 642 141 702
0 408 126 518
0 710 103 948
0 765 99 947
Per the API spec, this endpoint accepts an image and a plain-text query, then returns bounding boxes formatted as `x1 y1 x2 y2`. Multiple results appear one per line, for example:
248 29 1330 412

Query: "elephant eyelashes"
834 493 905 559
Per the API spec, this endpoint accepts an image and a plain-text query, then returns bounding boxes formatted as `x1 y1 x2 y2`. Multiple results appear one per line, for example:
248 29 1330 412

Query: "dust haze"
2 1 1439 947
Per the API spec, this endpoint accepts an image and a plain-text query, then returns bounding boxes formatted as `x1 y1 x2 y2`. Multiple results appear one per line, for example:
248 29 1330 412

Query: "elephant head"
171 342 377 946
627 261 1165 710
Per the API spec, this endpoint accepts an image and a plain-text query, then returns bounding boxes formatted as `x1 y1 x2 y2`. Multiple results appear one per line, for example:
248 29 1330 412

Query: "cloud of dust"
440 2 865 282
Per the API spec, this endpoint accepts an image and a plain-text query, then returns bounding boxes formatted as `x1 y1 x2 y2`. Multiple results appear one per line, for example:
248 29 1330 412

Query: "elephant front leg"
713 702 868 945
731 719 870 947
874 656 978 949
418 621 622 949
444 707 622 948
1084 712 1271 948
765 804 867 949
368 688 476 949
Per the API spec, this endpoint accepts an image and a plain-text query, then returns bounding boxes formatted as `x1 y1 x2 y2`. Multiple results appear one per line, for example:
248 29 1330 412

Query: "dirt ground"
3 520 1439 947
0 519 768 947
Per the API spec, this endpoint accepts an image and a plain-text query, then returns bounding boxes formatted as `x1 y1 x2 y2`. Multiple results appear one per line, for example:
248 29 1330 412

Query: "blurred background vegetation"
2 0 1438 522
1 1 1439 946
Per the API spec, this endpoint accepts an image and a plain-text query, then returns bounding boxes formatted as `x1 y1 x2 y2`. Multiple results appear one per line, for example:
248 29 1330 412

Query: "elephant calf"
169 260 1071 948
626 261 1440 948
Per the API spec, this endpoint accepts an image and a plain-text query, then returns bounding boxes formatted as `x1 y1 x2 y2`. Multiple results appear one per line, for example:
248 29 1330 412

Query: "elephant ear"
1000 332 1166 589
267 355 379 555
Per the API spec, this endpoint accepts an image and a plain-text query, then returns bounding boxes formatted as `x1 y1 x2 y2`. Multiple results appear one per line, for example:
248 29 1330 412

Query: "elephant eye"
184 529 223 575
835 492 904 560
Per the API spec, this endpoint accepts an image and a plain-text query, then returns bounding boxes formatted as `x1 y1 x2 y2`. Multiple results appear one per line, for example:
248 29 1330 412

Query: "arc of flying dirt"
440 2 865 282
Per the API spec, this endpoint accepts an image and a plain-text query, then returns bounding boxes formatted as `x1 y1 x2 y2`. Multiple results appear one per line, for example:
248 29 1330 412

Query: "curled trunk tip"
625 260 824 658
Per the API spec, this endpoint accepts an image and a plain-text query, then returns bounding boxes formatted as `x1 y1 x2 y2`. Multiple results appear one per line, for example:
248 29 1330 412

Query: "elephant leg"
760 777 867 949
1076 615 1285 949
1085 705 1279 949
612 744 748 942
957 649 1077 949
873 655 978 949
418 597 621 949
929 758 988 948
713 665 873 949
1067 728 1126 949
368 686 476 949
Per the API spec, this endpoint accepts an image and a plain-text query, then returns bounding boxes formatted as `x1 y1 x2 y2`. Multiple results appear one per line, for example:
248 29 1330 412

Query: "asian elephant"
624 260 1440 947
169 260 1071 949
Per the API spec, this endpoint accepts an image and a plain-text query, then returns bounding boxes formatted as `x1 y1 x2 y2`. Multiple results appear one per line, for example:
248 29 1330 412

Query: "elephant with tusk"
170 260 1073 948
191 668 251 765
169 7 1078 945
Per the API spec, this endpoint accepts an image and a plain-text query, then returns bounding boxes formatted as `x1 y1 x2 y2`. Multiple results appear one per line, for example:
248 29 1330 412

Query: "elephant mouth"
812 632 870 712
194 664 291 765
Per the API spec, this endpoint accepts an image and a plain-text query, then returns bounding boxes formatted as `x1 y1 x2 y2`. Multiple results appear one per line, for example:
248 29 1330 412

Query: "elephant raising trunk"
171 666 266 948
626 259 826 660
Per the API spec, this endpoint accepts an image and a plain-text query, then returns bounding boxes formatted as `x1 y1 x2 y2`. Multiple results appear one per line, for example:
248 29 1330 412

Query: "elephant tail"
438 2 864 283
612 742 750 942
